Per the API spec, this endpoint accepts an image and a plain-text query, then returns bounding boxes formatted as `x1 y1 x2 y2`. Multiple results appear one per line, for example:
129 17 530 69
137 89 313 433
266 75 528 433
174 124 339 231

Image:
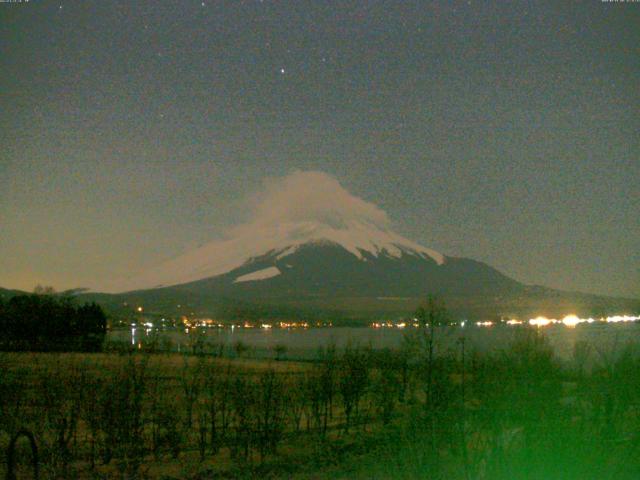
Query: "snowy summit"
107 172 444 292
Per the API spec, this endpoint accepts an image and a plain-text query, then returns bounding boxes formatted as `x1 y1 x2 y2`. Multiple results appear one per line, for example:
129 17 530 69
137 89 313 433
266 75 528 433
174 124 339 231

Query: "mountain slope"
170 241 520 299
110 220 445 293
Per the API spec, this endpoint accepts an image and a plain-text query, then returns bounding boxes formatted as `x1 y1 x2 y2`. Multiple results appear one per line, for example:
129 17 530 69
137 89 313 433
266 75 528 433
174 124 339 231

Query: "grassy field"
2 328 640 479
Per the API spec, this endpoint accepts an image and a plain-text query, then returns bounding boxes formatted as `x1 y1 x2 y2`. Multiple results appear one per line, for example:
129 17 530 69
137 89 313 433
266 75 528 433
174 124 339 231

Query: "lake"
108 321 640 362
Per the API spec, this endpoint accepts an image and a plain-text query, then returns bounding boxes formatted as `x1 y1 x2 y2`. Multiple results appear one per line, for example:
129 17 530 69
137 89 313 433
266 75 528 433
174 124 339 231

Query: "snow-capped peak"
266 220 444 264
107 220 443 292
103 172 444 292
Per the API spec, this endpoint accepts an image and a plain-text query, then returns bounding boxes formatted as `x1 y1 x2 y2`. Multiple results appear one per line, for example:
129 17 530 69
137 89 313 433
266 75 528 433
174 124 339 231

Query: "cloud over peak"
246 171 390 230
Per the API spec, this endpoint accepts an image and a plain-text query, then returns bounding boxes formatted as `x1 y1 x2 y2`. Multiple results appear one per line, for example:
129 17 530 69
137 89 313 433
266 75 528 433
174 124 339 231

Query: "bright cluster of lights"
560 315 587 327
529 316 555 327
605 315 639 323
369 314 639 330
525 314 640 328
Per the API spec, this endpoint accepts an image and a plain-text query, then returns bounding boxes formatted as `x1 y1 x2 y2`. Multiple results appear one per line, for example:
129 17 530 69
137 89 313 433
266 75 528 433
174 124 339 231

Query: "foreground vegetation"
2 321 640 479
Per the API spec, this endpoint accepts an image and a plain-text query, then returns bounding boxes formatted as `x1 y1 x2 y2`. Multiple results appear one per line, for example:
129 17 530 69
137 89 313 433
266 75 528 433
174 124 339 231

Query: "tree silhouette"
0 293 107 352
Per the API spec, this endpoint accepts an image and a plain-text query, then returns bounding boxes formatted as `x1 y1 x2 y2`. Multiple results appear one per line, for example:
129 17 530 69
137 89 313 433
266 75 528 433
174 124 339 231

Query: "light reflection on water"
109 322 640 361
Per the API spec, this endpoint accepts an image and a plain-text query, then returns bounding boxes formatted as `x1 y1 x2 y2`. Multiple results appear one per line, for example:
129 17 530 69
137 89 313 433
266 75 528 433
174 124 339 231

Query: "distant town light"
605 314 640 323
476 321 493 327
529 316 554 327
561 315 582 328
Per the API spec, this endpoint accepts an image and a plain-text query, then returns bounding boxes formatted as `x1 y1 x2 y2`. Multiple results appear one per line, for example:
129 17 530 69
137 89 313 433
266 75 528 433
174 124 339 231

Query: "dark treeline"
0 293 106 352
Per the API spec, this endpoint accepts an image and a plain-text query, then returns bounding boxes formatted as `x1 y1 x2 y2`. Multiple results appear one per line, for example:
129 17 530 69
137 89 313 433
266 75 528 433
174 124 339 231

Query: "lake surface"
108 322 640 361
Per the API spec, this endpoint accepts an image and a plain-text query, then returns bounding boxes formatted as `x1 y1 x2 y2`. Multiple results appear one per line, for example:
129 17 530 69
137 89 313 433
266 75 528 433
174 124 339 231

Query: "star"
280 68 285 74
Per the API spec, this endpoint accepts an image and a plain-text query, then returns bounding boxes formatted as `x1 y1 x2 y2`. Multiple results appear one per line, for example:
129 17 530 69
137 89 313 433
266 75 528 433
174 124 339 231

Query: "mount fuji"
83 172 636 321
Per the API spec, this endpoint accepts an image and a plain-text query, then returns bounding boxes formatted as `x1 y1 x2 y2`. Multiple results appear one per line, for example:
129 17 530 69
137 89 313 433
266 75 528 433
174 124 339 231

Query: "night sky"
1 1 638 297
